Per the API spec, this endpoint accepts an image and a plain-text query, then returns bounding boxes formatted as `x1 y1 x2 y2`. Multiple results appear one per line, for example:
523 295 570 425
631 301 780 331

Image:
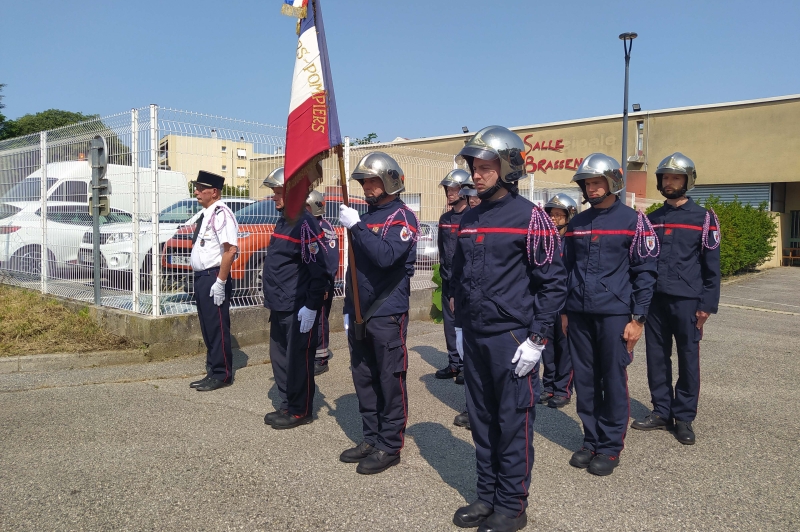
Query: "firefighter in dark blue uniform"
306 190 340 376
338 152 418 475
435 168 473 385
563 154 658 476
450 126 567 532
540 193 578 409
631 153 720 445
261 167 331 430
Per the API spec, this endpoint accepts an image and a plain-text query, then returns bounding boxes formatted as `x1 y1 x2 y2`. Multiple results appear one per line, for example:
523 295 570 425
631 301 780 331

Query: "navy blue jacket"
648 197 721 314
262 211 330 312
564 198 658 316
438 205 469 296
451 192 567 338
343 198 418 318
318 217 341 288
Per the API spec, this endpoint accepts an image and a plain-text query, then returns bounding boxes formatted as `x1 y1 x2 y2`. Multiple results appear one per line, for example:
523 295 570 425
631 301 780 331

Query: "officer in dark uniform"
540 193 578 409
631 153 720 445
338 152 418 475
450 126 567 532
435 168 473 385
188 171 239 392
563 154 658 476
261 167 331 430
306 190 340 376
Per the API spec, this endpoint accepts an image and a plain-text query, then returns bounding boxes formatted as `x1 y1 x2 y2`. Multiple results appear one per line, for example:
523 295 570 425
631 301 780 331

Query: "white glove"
511 339 545 377
343 314 349 331
339 204 361 229
210 278 226 306
455 327 464 360
298 306 317 333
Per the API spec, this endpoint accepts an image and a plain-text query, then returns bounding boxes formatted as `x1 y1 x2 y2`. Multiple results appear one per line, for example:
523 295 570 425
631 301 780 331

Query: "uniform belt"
194 266 221 277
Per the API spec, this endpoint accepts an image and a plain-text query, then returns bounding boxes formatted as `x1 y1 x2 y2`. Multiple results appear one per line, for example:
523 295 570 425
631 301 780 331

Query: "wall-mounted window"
636 121 644 155
237 167 246 177
221 145 227 153
237 148 247 159
221 165 227 172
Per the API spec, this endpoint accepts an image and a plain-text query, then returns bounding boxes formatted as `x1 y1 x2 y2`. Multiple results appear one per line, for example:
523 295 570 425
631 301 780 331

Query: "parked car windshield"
159 199 203 224
36 206 133 225
2 178 58 201
0 203 22 220
234 199 279 225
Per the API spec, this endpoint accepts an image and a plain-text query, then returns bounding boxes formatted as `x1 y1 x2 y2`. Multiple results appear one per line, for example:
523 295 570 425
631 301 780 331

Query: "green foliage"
703 196 777 276
430 263 443 323
0 83 7 138
645 201 662 215
351 132 378 146
0 108 98 140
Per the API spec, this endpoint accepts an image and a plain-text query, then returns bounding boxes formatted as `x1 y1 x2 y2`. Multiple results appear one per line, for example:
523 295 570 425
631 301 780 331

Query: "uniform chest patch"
712 230 719 241
665 229 673 235
329 240 336 248
646 235 656 251
308 242 319 255
323 228 336 241
372 226 380 234
400 226 412 242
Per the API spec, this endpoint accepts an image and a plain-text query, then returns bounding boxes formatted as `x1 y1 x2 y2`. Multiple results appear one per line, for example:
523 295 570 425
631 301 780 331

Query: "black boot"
356 450 400 474
453 500 493 528
674 420 696 445
435 366 459 379
569 447 595 469
477 511 527 532
538 391 554 405
264 409 288 426
587 454 619 476
313 361 329 376
547 395 570 408
631 413 672 431
271 412 313 430
453 411 471 430
455 370 465 385
189 375 210 388
339 442 374 463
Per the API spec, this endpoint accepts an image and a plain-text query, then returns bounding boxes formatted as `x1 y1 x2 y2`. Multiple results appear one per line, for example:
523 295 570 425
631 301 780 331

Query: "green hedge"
644 196 776 276
430 263 443 323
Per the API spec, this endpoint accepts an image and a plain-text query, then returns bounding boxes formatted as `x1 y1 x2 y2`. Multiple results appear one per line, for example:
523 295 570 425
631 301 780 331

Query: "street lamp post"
619 32 637 205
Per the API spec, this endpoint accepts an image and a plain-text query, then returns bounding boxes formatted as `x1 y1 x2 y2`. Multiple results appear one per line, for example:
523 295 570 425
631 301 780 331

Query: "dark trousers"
315 297 333 363
464 327 537 518
567 312 632 457
194 269 233 382
269 309 319 416
645 293 703 422
348 313 409 455
541 312 573 398
441 284 462 371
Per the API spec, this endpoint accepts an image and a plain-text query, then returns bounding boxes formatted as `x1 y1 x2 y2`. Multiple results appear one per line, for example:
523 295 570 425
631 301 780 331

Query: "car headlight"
105 232 134 244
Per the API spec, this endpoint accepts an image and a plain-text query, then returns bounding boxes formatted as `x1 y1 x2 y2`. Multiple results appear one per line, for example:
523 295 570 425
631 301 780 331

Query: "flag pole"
335 144 363 327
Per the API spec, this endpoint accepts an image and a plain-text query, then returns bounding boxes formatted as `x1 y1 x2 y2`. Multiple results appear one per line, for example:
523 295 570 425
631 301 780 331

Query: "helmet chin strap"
657 176 688 200
449 197 465 207
578 181 608 205
477 180 516 201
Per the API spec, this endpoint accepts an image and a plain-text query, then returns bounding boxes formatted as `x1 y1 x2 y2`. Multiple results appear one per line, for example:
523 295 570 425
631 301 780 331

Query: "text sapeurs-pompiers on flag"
280 0 342 223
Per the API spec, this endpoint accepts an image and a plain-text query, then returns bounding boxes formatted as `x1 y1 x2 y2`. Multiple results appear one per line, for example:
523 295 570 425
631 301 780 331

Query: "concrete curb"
0 349 150 375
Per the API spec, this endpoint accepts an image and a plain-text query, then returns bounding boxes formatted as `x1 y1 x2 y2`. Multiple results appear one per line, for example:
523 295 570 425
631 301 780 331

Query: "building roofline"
391 93 800 145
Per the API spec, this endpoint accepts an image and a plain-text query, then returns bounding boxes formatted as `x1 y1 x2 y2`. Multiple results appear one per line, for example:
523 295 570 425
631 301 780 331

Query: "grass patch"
0 285 133 356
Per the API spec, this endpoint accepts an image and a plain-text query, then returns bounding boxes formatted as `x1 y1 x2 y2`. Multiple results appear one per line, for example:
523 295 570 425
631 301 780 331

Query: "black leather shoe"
548 395 571 408
587 454 619 476
674 420 696 445
477 511 527 532
356 449 400 475
538 391 554 405
569 448 595 469
631 413 672 431
314 362 329 376
455 370 465 385
271 412 313 430
189 375 210 389
453 411 471 430
435 366 459 379
453 500 493 528
196 378 231 392
339 442 375 463
264 409 288 426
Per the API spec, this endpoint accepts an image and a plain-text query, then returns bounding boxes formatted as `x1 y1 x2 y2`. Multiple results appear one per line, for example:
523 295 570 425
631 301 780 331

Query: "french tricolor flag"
280 0 342 223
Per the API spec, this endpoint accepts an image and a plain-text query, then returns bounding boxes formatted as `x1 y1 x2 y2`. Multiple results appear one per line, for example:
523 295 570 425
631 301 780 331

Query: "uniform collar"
664 197 695 211
202 199 225 216
591 195 621 214
479 191 514 211
368 196 403 213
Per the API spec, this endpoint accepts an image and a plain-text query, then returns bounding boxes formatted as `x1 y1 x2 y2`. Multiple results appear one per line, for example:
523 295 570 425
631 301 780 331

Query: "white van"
2 160 190 215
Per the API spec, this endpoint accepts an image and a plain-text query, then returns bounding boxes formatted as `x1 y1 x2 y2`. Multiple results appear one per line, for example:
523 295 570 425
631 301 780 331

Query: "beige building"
159 134 267 190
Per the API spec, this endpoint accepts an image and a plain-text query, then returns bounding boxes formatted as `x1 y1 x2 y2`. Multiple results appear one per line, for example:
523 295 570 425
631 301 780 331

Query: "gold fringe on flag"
280 4 307 19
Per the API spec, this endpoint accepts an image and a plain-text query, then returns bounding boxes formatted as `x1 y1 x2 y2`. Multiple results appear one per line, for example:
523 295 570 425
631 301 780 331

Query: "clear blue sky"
1 0 798 142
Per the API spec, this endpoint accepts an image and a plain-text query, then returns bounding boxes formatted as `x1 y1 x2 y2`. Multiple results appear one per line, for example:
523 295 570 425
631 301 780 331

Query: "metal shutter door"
689 184 770 208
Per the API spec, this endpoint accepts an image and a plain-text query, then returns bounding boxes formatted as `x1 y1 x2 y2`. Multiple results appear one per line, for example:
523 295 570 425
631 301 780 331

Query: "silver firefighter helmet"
262 167 285 188
351 151 405 195
656 152 697 191
306 190 325 217
439 168 472 188
544 193 578 222
571 153 624 195
456 125 526 183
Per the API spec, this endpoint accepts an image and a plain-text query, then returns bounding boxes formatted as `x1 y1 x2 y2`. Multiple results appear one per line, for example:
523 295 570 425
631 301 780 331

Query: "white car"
0 201 132 277
77 198 254 289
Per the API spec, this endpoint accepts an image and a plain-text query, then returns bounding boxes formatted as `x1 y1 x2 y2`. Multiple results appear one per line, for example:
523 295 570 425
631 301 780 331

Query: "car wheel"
10 246 52 279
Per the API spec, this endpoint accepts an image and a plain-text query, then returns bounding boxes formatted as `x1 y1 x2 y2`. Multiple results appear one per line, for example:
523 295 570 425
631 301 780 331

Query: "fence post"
149 104 160 316
131 109 140 312
342 136 351 285
529 172 535 204
39 131 48 294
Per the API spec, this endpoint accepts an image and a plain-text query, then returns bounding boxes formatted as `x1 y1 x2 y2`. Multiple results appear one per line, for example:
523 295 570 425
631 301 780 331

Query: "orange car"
161 195 367 295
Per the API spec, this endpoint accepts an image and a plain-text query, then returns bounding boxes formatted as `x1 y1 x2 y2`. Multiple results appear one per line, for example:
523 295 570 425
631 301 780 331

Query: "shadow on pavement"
629 397 651 421
406 421 477 503
533 404 584 452
412 345 449 372
325 393 363 445
231 349 250 371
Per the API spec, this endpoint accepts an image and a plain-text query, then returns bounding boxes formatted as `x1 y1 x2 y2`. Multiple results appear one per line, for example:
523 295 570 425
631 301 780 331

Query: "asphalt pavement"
1 268 798 531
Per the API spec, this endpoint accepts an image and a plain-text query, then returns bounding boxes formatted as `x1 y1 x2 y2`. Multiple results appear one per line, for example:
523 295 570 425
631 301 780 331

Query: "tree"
351 132 378 146
0 84 7 139
0 108 99 140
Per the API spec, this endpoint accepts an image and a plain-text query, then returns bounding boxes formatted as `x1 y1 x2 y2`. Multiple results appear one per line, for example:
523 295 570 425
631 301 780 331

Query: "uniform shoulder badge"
646 235 656 251
400 226 412 242
308 241 319 255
